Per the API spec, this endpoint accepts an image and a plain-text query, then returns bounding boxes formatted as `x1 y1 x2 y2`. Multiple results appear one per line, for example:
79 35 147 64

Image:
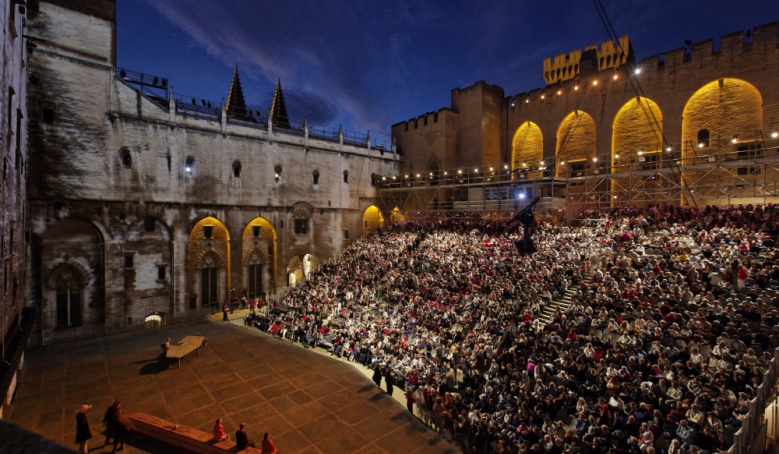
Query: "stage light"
458 170 462 174
574 85 579 91
560 161 565 165
557 90 562 95
592 157 598 162
634 68 641 75
731 135 739 143
613 73 618 80
772 132 779 138
666 146 672 152
615 154 620 159
593 80 598 86
698 143 704 148
525 98 529 103
519 193 525 199
638 150 643 155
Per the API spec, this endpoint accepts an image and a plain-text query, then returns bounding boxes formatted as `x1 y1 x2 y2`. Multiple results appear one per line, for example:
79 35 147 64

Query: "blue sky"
117 0 779 142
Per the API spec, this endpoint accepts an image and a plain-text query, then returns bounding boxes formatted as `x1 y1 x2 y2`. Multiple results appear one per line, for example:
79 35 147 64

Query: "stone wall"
25 0 400 344
1 0 30 413
391 21 779 208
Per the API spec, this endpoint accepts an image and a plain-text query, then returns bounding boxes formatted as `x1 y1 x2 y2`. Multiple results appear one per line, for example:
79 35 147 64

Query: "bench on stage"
166 335 207 369
126 411 262 454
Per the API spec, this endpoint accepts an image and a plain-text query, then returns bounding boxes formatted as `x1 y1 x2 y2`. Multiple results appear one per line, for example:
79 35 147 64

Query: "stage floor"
6 317 457 454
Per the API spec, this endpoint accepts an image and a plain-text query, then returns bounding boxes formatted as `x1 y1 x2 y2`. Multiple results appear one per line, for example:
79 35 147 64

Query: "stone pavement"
6 317 458 454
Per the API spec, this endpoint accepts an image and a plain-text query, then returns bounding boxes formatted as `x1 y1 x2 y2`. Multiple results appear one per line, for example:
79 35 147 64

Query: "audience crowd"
245 203 779 454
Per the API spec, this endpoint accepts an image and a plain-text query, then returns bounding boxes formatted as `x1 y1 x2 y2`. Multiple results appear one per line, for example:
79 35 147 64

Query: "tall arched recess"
241 217 276 299
611 96 663 204
556 110 597 203
363 205 385 235
187 217 230 311
681 78 763 205
511 121 543 172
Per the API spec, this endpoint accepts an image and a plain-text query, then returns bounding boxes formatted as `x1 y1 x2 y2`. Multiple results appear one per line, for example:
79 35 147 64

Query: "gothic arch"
682 78 763 161
556 110 596 177
47 262 87 290
363 205 385 235
511 121 543 171
241 217 277 297
681 78 763 205
187 216 230 309
612 96 663 167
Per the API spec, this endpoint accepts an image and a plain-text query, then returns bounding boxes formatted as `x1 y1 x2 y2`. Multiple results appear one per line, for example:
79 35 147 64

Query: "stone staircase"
536 273 593 327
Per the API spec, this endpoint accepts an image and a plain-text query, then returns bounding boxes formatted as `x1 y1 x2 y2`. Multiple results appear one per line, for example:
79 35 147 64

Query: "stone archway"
187 216 230 310
302 254 320 279
362 205 384 235
241 217 276 298
511 121 543 172
611 96 663 204
681 78 763 205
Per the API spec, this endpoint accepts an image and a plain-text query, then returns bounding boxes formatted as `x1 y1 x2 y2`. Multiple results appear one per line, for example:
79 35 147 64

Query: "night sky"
117 0 779 142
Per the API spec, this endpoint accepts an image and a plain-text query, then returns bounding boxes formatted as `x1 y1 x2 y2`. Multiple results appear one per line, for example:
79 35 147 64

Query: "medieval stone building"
22 0 398 346
389 24 779 217
0 0 31 418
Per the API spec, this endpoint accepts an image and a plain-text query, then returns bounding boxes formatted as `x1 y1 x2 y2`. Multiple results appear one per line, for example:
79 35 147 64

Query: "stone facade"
391 22 779 208
24 0 399 345
1 0 30 414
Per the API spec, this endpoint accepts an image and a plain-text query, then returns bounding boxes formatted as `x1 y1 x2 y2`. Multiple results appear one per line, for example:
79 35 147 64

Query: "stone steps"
537 273 593 327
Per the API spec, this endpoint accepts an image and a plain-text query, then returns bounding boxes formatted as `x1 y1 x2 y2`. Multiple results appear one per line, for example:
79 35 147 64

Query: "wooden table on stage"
166 335 206 369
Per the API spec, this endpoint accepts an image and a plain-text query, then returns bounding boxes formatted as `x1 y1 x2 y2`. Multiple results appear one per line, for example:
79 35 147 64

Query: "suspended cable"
591 0 698 209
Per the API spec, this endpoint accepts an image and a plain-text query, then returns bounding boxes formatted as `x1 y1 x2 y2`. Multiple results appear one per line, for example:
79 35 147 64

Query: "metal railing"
174 94 222 118
728 346 779 454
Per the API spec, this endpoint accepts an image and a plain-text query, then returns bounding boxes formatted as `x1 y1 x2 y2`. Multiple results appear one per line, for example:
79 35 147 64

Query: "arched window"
55 267 83 328
232 161 242 178
274 165 282 182
697 129 710 148
343 170 349 184
313 170 320 185
185 157 195 174
121 150 131 169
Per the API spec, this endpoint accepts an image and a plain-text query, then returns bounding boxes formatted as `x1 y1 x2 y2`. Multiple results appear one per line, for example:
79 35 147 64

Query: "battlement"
543 36 630 85
391 107 456 130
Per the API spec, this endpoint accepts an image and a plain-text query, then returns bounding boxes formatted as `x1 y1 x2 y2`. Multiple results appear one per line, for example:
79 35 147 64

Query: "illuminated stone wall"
362 206 384 235
511 121 543 171
611 97 664 202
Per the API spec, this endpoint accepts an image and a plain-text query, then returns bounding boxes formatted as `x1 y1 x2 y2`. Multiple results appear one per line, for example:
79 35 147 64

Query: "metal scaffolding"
376 137 779 223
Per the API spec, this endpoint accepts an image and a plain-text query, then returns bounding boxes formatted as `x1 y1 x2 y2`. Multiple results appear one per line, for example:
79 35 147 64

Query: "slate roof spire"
269 78 290 129
225 66 255 122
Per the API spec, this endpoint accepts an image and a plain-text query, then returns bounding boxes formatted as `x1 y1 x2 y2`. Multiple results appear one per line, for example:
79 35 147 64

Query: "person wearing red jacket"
213 418 229 442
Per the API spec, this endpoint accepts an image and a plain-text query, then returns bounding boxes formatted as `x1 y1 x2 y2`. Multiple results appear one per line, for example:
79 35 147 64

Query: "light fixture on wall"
731 135 739 144
615 153 620 159
634 67 641 75
772 132 779 138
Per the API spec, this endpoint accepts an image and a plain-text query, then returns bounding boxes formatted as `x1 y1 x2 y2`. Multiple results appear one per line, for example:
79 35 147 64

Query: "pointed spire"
269 78 290 129
225 66 256 123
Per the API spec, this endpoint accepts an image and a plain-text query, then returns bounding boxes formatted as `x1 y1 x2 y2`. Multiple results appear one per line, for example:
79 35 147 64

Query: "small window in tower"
252 225 261 237
121 151 132 169
697 129 710 148
343 230 349 240
343 170 349 184
274 165 282 182
42 105 54 123
185 157 195 174
313 170 320 185
157 266 166 281
233 161 242 178
203 225 214 239
124 253 134 269
144 216 155 232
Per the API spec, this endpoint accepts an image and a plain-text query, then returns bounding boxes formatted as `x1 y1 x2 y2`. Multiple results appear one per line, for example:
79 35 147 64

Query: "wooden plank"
126 411 262 454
